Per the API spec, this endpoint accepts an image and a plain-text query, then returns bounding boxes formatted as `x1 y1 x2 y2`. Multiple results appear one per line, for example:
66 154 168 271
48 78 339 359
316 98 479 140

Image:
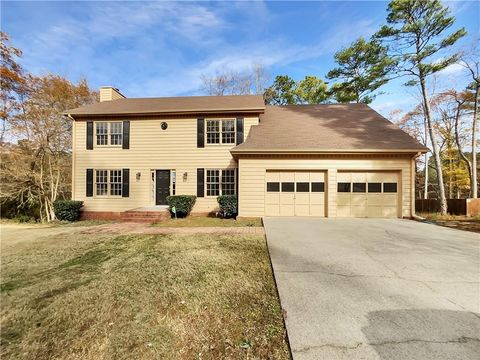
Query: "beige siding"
73 116 259 212
238 155 414 218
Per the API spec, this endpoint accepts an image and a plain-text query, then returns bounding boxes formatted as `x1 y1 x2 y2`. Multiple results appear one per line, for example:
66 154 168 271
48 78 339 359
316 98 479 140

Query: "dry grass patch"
418 213 480 233
1 229 288 360
152 217 262 228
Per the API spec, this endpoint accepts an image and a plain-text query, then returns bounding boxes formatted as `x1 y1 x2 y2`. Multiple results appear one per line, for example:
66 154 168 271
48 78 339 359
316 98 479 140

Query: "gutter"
230 148 430 155
62 108 266 118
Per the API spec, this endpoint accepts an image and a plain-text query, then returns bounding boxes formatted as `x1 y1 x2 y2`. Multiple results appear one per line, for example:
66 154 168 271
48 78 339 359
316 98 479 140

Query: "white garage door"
265 171 326 217
336 171 400 218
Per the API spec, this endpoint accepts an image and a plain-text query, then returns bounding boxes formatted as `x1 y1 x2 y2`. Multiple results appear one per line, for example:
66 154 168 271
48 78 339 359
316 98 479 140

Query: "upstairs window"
96 122 122 146
206 119 235 144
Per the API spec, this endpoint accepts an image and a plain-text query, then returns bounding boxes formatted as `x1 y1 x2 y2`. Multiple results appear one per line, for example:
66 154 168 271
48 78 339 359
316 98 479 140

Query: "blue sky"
2 1 479 116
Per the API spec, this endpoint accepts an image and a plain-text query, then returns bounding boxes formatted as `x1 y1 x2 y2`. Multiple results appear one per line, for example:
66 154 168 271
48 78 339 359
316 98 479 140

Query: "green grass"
152 216 263 227
1 227 288 360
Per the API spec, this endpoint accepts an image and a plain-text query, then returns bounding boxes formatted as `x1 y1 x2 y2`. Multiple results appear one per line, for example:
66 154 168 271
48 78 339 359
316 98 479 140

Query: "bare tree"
1 75 97 221
201 63 268 96
459 41 479 198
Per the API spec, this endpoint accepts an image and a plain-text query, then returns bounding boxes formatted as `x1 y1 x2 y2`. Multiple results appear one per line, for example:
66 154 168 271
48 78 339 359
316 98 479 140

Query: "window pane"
221 120 235 144
353 183 366 193
311 182 325 192
267 182 280 192
383 182 397 193
281 182 294 192
96 170 108 195
296 182 309 192
221 169 235 195
206 120 220 144
110 122 122 145
337 182 351 192
96 122 108 145
109 170 122 196
368 183 382 193
206 169 220 196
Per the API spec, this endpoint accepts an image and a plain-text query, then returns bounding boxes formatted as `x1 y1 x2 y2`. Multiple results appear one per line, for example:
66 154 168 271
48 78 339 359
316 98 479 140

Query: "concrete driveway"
264 218 480 360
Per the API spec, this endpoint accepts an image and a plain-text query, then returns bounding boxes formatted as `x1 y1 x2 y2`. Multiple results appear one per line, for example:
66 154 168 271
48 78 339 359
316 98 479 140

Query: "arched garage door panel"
337 171 400 218
265 171 326 217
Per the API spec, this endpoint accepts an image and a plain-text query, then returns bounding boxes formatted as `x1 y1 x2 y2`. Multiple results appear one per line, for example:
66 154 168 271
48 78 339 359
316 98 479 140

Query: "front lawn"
152 216 262 227
1 227 288 359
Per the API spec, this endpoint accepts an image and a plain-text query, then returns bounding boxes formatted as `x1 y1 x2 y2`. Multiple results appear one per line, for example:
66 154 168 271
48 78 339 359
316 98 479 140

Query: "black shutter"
197 118 205 148
122 121 130 149
86 169 93 197
197 168 204 197
122 169 130 197
236 117 244 145
86 121 93 150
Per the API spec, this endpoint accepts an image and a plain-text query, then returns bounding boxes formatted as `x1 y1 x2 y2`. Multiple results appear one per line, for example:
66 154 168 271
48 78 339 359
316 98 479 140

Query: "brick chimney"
99 86 126 102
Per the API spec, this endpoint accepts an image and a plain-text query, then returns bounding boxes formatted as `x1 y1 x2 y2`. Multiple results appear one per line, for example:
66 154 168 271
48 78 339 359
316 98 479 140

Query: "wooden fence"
415 198 480 216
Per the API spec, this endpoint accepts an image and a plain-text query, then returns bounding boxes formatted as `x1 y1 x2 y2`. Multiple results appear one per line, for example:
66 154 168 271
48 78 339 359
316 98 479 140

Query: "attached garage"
336 171 400 218
232 104 428 219
265 171 326 216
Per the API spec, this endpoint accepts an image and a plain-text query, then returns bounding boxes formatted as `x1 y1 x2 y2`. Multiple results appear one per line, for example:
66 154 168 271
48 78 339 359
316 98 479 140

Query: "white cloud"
7 1 387 97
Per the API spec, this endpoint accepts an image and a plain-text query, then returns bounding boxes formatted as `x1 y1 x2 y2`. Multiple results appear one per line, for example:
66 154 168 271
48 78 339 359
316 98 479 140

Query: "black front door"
155 170 170 205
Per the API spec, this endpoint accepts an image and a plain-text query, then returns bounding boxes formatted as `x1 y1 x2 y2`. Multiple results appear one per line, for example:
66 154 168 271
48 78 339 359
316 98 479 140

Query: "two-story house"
65 86 427 220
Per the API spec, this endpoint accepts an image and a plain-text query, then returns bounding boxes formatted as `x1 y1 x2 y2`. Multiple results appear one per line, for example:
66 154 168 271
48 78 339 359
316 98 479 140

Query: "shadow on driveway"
362 309 480 360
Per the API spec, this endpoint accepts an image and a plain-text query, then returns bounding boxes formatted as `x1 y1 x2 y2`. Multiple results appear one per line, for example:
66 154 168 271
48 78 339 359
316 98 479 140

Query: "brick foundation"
80 211 122 221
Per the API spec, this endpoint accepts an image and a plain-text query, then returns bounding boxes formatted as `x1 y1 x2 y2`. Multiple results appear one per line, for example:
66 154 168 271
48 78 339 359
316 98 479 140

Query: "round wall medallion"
161 122 168 130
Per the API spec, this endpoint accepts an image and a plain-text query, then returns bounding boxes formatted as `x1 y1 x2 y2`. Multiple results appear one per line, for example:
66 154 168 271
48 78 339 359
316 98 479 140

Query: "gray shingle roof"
231 104 428 153
65 95 265 116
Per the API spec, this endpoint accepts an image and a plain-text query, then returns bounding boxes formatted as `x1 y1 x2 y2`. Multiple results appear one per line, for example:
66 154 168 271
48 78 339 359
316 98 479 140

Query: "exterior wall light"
136 172 141 180
183 172 188 181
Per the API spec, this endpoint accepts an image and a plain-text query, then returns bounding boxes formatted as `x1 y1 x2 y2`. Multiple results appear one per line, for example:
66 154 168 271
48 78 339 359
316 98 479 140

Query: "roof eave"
230 148 429 155
63 107 266 118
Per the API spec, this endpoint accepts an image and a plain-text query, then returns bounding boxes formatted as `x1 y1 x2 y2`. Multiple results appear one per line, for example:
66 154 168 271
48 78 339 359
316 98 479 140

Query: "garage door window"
353 183 366 193
311 182 325 192
296 182 309 192
282 182 294 192
383 183 397 193
368 183 382 192
338 182 351 192
267 182 280 192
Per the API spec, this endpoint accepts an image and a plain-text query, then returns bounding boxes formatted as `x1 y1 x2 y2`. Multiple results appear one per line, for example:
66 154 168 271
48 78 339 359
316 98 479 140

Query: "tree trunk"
420 77 448 214
424 116 429 199
472 84 478 198
453 102 473 197
424 153 429 198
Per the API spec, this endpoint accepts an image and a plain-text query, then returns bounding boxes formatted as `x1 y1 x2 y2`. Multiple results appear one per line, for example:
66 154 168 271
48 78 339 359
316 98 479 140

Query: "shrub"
14 214 37 223
217 195 238 218
53 200 84 222
166 195 196 217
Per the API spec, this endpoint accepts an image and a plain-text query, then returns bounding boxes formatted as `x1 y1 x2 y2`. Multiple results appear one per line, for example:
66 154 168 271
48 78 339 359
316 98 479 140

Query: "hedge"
217 195 237 218
166 195 197 217
53 200 84 222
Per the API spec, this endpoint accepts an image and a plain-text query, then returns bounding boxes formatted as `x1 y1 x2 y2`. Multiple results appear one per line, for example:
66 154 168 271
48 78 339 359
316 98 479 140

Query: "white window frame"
205 168 236 197
205 119 236 145
95 121 123 146
94 169 122 197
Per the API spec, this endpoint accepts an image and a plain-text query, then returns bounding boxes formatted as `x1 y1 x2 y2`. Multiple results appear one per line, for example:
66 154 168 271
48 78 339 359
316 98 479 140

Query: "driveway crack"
294 337 480 354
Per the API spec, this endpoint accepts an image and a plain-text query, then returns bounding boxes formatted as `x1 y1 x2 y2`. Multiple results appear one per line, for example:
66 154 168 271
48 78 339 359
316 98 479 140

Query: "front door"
155 170 170 205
